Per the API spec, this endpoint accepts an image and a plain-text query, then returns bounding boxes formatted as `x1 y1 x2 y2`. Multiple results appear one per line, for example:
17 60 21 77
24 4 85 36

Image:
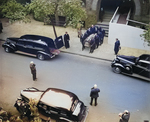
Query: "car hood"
21 90 43 101
117 55 137 63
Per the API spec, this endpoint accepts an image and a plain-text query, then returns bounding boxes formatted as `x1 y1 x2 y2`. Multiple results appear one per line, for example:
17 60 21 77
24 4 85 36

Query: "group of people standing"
80 25 105 53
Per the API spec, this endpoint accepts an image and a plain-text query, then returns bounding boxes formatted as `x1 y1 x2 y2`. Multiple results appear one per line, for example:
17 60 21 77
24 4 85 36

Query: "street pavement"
0 18 150 122
0 18 149 61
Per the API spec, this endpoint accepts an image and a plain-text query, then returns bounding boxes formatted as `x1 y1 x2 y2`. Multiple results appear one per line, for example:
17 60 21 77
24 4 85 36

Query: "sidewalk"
0 18 149 61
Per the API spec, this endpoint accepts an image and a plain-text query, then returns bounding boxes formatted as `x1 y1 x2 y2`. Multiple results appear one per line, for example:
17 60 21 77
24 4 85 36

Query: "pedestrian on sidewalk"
64 32 70 49
80 34 85 51
90 84 100 106
30 61 37 81
114 38 121 55
118 110 130 122
94 33 100 48
89 37 96 53
0 20 3 33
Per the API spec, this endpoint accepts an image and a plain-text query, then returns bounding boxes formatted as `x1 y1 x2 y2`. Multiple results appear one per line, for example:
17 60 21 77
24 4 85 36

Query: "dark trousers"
90 45 95 53
32 73 36 81
90 97 97 106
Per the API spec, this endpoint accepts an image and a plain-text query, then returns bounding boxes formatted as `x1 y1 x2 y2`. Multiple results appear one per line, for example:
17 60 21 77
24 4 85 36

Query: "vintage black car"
14 87 88 122
111 54 150 81
2 35 64 60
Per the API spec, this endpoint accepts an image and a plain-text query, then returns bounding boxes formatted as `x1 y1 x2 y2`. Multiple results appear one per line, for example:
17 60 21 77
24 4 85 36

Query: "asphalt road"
0 43 150 122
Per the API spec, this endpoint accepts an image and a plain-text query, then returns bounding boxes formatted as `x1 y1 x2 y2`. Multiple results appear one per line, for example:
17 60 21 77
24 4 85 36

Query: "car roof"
139 54 150 61
40 88 78 111
21 39 48 46
20 35 56 48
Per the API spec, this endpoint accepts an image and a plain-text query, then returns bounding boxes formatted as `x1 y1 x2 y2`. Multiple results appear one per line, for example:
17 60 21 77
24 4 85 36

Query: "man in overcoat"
119 110 130 122
114 38 120 55
64 32 70 49
94 33 100 48
80 34 85 51
90 84 100 106
30 61 37 81
89 37 96 53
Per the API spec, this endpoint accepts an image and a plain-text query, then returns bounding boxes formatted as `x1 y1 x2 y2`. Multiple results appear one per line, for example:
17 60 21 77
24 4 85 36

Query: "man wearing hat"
30 61 37 81
90 84 100 106
119 110 130 122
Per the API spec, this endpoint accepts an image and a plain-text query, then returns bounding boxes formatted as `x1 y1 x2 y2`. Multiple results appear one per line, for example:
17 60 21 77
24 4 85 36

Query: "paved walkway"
0 18 149 61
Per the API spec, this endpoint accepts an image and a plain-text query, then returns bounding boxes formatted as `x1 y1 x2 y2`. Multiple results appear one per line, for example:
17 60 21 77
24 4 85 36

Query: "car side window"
26 42 33 48
138 61 149 69
17 41 25 46
34 43 43 50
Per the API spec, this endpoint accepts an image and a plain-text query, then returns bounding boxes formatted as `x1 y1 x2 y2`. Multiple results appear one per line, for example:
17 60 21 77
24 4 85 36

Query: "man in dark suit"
80 34 85 51
89 37 96 53
114 38 121 55
0 20 3 33
90 84 100 106
94 33 100 48
64 32 70 49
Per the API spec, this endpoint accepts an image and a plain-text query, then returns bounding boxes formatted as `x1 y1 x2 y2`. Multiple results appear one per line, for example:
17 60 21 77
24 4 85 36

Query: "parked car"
2 35 64 60
14 87 88 122
111 54 150 81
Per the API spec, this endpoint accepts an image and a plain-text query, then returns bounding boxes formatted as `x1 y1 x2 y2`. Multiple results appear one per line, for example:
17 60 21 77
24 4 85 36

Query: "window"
138 61 150 69
17 41 25 46
26 42 33 48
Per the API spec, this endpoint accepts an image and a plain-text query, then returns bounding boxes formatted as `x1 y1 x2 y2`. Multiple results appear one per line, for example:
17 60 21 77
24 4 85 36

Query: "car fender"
124 64 132 71
37 51 55 58
2 43 16 51
112 63 124 69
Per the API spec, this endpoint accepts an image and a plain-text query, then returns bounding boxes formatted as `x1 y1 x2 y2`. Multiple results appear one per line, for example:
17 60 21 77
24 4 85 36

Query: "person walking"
30 61 37 81
114 38 121 55
64 32 70 49
119 110 130 122
90 84 100 106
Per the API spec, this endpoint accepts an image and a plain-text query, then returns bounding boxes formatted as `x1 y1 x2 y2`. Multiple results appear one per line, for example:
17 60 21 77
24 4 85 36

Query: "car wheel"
37 53 45 60
5 47 10 53
113 66 121 74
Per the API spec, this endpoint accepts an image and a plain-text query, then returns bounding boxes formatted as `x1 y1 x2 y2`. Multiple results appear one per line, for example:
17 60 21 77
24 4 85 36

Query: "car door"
24 41 35 54
16 40 27 52
54 36 64 49
133 60 150 78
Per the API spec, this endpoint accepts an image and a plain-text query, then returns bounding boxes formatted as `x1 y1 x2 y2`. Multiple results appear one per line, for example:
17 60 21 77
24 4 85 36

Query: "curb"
60 50 112 62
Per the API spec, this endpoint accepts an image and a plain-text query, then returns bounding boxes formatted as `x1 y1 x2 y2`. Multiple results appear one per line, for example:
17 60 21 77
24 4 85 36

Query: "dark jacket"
95 34 100 44
30 64 36 74
64 34 70 41
122 112 130 122
90 88 100 98
114 40 120 54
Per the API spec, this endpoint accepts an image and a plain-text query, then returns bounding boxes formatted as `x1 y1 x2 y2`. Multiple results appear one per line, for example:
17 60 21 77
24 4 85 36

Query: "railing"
127 19 148 26
126 9 131 25
110 7 119 23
